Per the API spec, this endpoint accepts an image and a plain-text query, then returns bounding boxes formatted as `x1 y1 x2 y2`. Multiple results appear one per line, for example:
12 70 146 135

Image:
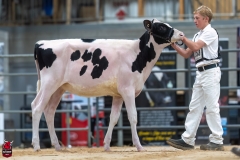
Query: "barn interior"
0 0 239 148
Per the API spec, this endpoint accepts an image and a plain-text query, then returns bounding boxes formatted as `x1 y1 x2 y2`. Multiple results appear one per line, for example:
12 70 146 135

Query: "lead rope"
175 41 183 46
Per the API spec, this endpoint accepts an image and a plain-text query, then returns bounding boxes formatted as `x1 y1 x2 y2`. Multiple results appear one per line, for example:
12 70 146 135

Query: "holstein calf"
31 19 184 152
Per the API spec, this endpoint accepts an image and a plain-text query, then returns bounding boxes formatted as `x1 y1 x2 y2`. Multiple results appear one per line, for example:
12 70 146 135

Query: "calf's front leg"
120 88 144 152
104 97 123 151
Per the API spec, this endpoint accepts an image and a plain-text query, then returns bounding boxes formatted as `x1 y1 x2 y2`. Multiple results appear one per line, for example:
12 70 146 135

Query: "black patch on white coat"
34 43 57 71
91 48 109 79
80 65 88 76
82 39 95 43
91 48 102 65
82 50 92 62
70 50 81 61
132 32 156 73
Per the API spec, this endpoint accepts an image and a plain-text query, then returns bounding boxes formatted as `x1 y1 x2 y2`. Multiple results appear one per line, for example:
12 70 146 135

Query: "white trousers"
182 67 224 146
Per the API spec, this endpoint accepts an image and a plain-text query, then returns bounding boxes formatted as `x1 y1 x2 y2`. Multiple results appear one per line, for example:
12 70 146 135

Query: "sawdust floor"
1 145 239 160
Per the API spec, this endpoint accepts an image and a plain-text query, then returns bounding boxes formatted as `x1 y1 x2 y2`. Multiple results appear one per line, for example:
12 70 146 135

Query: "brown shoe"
200 142 224 151
166 139 194 150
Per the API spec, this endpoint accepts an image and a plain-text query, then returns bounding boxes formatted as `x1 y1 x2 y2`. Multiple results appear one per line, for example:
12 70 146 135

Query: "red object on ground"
61 113 104 146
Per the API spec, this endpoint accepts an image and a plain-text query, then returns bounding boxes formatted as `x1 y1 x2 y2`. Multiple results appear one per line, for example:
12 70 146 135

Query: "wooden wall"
189 0 240 19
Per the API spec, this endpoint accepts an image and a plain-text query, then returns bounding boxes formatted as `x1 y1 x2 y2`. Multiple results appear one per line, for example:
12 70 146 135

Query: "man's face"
194 13 209 30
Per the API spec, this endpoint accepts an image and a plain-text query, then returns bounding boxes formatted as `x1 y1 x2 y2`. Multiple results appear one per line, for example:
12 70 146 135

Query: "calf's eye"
159 26 167 32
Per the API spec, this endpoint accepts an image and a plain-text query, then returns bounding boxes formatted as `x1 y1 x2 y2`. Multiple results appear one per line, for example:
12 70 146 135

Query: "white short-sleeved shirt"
192 24 220 68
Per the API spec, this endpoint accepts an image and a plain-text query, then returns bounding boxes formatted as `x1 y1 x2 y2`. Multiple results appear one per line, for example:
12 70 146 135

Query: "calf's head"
144 19 184 44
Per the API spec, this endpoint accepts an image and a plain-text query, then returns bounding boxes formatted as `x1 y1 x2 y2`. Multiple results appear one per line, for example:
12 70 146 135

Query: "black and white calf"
31 19 184 152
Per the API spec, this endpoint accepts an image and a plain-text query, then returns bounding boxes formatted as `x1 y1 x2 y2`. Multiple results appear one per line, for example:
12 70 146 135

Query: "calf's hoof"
33 145 41 152
104 143 111 152
32 142 40 152
54 144 62 151
137 146 146 152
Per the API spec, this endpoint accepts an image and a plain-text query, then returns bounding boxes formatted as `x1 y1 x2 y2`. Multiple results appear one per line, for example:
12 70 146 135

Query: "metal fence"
0 0 240 25
0 49 240 148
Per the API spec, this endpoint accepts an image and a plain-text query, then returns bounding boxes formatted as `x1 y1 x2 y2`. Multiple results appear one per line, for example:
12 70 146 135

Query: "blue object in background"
221 117 227 136
42 0 53 16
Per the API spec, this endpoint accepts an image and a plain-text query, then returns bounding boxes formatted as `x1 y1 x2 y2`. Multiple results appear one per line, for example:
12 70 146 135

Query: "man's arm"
170 43 193 59
171 35 207 58
182 36 206 52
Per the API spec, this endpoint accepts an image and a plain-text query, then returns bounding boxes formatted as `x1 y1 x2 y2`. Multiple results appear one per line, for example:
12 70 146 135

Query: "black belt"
197 63 219 72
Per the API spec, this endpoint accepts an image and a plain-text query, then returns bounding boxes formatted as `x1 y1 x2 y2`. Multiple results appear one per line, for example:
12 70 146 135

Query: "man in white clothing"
166 5 224 151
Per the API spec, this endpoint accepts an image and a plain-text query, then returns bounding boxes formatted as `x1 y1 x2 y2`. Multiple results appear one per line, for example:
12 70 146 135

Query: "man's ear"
143 20 152 32
206 16 210 22
203 16 209 22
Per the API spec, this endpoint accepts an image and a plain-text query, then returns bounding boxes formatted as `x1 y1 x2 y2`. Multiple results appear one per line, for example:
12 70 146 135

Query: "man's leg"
167 72 205 149
181 82 205 146
200 68 224 151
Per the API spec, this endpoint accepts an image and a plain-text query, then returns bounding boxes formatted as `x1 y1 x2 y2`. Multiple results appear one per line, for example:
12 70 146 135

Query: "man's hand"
170 41 193 59
181 35 185 41
171 42 176 49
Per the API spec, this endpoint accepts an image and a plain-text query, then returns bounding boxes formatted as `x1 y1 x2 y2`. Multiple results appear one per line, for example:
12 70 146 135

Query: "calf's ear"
143 20 152 32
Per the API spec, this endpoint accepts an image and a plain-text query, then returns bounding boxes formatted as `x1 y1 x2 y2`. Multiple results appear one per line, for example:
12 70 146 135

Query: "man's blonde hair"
193 5 213 22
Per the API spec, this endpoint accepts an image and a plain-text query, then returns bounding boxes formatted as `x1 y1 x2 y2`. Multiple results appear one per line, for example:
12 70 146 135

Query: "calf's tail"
34 45 41 93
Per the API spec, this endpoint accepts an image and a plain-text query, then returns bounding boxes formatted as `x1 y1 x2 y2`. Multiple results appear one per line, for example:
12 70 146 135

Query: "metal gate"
0 49 239 148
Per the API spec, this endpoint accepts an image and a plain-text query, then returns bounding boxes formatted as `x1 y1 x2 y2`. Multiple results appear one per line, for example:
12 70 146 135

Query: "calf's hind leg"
31 80 60 151
44 87 65 151
104 97 123 151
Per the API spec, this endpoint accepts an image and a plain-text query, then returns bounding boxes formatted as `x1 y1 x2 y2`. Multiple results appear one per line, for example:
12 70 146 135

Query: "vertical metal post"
0 42 5 142
164 0 167 21
187 58 192 104
234 0 238 18
95 0 99 21
53 0 58 24
1 32 10 120
66 0 72 24
66 103 71 148
96 97 100 147
88 98 92 147
179 0 184 20
138 0 144 17
0 0 2 18
117 111 123 146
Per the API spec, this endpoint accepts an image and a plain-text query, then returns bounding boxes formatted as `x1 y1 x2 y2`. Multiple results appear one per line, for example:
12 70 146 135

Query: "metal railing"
0 0 239 26
0 48 240 148
0 102 92 148
94 49 240 147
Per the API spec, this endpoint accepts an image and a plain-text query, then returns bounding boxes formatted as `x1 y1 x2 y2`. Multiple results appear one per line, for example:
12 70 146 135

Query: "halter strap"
148 27 173 43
